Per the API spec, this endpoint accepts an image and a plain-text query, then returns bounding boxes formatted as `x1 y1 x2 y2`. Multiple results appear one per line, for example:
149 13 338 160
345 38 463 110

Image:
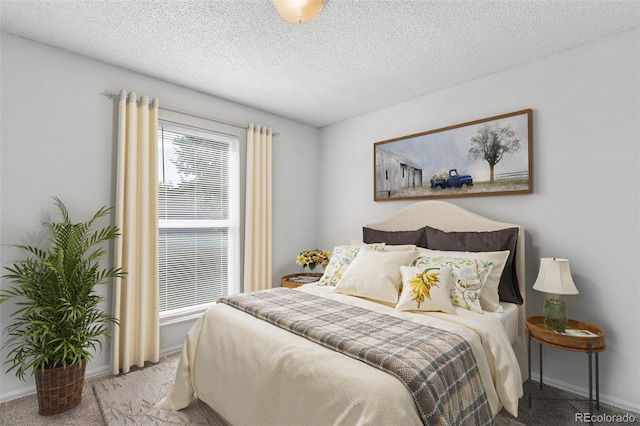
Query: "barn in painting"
375 147 423 198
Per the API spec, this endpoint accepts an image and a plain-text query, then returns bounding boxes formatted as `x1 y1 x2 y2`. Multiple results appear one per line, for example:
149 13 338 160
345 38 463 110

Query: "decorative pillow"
413 256 494 313
333 247 417 304
363 226 428 248
415 248 509 312
396 265 456 314
424 226 522 304
317 245 362 286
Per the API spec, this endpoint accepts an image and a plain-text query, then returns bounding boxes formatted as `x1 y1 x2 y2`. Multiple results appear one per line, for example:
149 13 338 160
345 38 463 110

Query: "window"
158 117 240 323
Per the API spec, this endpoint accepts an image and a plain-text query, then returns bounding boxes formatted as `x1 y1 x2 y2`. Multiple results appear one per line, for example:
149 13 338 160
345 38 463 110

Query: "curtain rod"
101 90 279 136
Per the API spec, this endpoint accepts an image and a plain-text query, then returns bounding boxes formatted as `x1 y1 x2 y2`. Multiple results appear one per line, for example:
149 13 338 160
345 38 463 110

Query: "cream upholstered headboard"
366 200 528 380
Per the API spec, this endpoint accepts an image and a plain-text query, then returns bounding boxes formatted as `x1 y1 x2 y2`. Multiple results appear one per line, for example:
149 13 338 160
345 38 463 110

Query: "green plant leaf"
0 197 123 380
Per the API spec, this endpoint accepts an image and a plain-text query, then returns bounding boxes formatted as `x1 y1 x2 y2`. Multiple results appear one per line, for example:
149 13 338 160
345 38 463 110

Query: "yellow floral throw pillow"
396 265 455 314
412 256 494 313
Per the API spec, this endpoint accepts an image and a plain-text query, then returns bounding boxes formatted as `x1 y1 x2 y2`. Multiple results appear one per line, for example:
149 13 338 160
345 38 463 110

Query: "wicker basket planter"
34 360 86 415
0 199 122 417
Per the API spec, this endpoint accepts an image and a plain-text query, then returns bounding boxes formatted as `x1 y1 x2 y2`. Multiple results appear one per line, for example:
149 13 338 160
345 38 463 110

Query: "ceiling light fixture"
273 0 324 24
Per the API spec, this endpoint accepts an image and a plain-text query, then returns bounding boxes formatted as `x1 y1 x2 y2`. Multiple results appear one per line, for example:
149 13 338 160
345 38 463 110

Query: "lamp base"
543 298 568 331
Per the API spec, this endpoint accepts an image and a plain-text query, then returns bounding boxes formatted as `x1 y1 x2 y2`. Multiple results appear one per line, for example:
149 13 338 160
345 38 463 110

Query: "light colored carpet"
94 352 524 426
1 351 524 425
93 353 227 425
0 376 104 426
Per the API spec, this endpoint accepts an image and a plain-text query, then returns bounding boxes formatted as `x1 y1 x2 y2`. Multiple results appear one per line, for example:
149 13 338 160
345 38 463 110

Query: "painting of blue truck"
430 169 473 189
374 109 532 201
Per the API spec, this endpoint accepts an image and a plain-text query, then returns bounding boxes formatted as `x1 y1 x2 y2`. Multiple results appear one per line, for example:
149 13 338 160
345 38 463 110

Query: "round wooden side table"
526 316 605 416
280 272 323 288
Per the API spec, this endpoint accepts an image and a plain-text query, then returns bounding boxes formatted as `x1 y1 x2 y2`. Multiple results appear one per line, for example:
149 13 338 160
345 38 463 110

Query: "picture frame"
374 109 532 201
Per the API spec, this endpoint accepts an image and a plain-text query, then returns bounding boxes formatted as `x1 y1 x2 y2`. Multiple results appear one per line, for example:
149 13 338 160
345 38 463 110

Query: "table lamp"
532 257 578 331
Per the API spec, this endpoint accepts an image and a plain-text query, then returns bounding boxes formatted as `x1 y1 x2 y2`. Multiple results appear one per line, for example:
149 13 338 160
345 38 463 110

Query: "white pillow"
333 247 417 304
380 244 417 252
414 248 510 312
317 243 413 287
349 240 386 250
396 265 456 314
349 241 417 252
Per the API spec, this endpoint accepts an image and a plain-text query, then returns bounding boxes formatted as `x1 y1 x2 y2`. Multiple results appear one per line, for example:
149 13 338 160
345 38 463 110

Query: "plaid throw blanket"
219 288 493 426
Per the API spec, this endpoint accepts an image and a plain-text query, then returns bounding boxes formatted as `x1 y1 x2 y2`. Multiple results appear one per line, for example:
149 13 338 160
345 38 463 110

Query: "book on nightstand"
289 275 321 284
555 329 597 337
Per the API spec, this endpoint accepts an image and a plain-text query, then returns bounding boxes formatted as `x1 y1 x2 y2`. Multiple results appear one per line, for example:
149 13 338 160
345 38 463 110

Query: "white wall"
317 29 640 412
0 33 319 401
3 28 639 413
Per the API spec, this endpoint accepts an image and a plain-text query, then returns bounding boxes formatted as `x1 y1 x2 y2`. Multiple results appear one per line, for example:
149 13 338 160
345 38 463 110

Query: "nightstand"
526 316 606 416
280 273 323 288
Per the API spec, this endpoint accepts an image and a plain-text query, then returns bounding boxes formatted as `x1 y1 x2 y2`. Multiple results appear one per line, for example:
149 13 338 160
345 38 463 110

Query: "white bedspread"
158 285 522 424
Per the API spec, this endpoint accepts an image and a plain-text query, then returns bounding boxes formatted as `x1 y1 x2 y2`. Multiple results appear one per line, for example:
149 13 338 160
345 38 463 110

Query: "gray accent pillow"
424 226 522 304
362 226 428 248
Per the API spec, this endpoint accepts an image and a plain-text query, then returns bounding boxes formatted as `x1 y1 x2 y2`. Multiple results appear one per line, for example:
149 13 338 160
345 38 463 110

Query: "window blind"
158 120 239 317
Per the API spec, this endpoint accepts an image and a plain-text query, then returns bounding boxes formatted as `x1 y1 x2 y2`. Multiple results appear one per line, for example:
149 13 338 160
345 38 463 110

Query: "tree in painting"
468 123 520 182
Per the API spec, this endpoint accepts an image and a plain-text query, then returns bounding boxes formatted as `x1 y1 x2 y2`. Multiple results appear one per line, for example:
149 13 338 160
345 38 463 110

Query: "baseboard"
0 352 181 404
1 322 187 403
0 362 112 404
160 345 183 356
529 373 640 414
0 384 37 404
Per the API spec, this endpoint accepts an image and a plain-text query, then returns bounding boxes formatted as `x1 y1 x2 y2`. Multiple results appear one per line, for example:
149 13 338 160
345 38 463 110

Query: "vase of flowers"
296 249 331 271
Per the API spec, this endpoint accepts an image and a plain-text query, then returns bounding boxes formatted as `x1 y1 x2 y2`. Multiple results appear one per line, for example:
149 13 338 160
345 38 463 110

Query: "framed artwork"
374 109 532 201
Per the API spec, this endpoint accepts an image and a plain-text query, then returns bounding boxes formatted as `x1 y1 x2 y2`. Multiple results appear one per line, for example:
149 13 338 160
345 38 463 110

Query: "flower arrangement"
296 249 331 271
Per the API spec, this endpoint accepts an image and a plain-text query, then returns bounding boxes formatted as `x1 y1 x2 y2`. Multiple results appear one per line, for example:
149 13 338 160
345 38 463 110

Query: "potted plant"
0 197 123 415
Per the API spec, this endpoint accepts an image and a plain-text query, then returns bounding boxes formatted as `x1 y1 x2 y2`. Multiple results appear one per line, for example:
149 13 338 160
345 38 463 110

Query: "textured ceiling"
1 1 638 128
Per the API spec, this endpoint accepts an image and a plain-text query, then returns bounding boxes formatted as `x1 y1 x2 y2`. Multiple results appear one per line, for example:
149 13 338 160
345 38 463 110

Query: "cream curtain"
110 90 160 374
243 124 273 292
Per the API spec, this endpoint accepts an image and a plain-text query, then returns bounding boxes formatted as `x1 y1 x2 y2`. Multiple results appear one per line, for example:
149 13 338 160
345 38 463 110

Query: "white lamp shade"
532 258 578 295
274 0 324 24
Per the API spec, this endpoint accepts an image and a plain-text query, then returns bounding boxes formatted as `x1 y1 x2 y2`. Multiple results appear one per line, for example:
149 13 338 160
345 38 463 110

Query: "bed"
158 201 527 425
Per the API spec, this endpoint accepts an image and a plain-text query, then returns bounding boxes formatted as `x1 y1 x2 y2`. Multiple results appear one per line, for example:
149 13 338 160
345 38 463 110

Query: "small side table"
280 273 323 288
526 316 605 416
